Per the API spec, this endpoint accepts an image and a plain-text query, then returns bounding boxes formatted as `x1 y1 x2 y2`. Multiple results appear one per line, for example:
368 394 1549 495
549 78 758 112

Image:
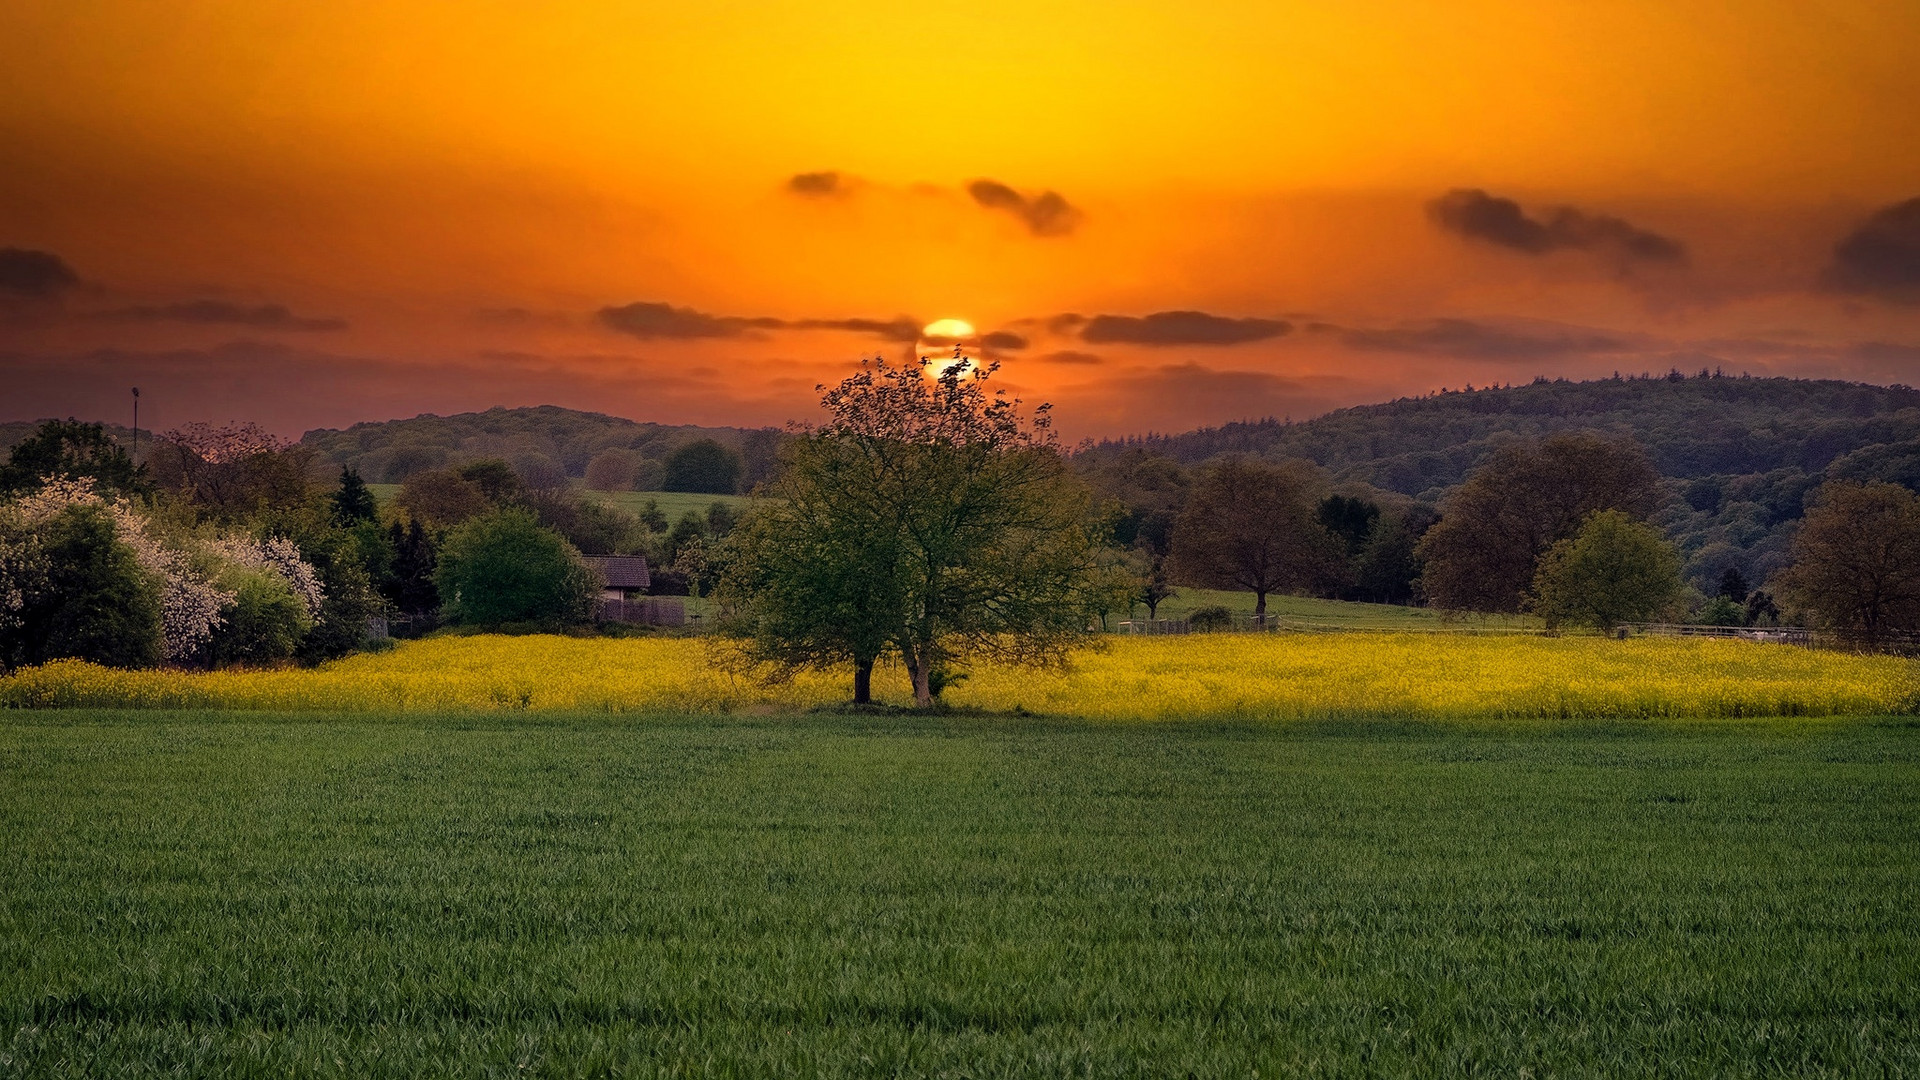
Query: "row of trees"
9 355 1919 690
0 418 649 672
1086 427 1920 641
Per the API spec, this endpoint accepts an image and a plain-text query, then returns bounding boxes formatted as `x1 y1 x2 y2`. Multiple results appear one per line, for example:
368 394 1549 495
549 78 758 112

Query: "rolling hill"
1078 371 1920 589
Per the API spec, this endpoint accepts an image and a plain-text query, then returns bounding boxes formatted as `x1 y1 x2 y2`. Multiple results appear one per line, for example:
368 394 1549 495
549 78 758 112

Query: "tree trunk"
852 658 873 704
908 648 933 707
1254 590 1268 616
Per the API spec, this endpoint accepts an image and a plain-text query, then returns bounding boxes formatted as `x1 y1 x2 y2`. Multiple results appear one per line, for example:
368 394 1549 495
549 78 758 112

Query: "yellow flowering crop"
1 633 1913 720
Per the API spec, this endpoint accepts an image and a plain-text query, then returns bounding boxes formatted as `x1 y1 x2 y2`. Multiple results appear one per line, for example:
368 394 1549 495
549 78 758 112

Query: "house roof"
583 554 650 589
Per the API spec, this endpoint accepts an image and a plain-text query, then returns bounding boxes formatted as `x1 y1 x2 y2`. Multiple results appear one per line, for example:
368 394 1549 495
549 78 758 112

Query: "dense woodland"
1075 372 1920 591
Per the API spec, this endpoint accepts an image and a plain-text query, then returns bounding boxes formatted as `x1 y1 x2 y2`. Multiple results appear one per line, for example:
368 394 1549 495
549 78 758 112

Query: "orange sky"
4 0 1919 438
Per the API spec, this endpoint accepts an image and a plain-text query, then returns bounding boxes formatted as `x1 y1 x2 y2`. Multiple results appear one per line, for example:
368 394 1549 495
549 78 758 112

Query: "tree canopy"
1531 510 1686 629
1418 432 1663 613
1774 482 1920 645
1168 458 1344 615
434 509 598 627
0 419 150 498
663 439 744 495
717 353 1105 705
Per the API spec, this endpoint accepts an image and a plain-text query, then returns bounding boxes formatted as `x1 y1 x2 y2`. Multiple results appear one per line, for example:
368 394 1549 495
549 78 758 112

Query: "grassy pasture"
1141 588 1540 630
2 711 1916 1076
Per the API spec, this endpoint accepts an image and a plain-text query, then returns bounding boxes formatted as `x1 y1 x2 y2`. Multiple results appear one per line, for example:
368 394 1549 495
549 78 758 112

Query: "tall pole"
131 387 140 461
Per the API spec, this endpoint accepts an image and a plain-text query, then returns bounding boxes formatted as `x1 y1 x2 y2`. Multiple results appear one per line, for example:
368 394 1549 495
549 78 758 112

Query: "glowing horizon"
2 1 1918 439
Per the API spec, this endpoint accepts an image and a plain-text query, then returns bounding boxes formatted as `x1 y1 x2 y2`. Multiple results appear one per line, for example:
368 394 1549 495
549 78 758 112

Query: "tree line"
6 360 1919 691
0 418 746 672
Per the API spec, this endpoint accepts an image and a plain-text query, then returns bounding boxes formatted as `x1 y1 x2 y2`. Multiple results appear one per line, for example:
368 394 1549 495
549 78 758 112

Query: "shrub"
1189 605 1232 632
435 510 597 627
662 440 742 494
10 504 164 669
209 567 312 666
1532 511 1685 630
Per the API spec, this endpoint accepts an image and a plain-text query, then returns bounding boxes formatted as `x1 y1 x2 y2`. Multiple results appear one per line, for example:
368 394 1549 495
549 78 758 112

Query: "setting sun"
922 318 975 340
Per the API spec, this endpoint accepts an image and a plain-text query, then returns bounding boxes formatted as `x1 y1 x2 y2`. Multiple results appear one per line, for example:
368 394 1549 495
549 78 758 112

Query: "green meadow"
3 710 1917 1076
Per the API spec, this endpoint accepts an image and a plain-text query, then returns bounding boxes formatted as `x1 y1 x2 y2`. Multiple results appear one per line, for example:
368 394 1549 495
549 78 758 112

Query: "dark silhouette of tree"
663 439 743 494
0 419 151 498
1351 507 1435 604
1417 432 1663 613
1775 481 1920 645
1716 567 1750 603
396 469 490 529
382 519 440 629
1168 458 1344 616
718 353 1105 705
1318 495 1380 557
149 422 312 523
330 467 378 525
457 459 525 504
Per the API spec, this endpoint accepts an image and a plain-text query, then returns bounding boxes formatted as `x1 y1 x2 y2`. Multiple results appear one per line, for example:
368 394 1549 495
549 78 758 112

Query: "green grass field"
3 711 1916 1076
1138 588 1541 630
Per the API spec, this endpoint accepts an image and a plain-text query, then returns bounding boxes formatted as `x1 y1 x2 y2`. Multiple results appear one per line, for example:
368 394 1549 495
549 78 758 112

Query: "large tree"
0 419 150 498
1417 432 1663 613
1530 510 1686 629
663 439 743 495
1774 481 1920 646
434 509 598 627
717 353 1105 706
2 504 163 670
148 422 314 523
1167 458 1344 616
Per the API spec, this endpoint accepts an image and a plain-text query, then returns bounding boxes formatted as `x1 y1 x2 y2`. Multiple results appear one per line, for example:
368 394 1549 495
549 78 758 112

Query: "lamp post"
131 387 141 461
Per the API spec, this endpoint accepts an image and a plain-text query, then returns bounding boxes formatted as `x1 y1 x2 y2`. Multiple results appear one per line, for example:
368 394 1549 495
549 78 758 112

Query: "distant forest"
295 407 787 492
8 371 1918 594
1077 372 1920 590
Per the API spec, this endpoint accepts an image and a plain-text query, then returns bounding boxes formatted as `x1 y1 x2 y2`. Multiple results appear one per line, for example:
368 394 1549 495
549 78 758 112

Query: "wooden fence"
597 597 686 626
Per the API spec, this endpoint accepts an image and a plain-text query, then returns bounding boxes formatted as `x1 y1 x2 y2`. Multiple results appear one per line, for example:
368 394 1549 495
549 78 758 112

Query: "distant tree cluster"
290 405 783 493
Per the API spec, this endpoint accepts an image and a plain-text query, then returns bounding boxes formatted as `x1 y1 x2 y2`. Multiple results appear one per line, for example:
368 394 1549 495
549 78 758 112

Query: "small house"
581 555 683 626
583 555 650 601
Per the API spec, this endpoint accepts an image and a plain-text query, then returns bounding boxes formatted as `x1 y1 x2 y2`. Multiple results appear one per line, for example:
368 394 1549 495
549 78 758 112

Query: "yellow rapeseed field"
2 633 1914 720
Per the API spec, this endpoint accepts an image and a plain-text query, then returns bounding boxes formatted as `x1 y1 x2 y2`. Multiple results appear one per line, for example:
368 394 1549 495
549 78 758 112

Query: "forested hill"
296 406 782 489
1083 374 1920 502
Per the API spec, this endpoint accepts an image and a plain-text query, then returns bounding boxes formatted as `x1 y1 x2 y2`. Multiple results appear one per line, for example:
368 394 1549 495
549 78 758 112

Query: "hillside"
296 406 784 489
1080 372 1920 590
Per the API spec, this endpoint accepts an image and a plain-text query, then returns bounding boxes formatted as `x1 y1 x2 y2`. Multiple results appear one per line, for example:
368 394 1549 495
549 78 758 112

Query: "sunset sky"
4 0 1919 440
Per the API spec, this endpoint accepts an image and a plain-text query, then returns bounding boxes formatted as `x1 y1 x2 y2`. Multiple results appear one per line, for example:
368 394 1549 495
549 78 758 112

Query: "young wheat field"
2 710 1917 1076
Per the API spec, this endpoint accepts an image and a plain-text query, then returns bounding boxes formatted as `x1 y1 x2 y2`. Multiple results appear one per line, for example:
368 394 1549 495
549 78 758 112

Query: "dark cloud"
981 331 1028 350
0 248 81 298
1428 189 1685 263
1078 310 1291 347
1336 318 1636 361
786 171 847 197
597 302 918 343
1084 364 1352 429
1825 197 1920 300
966 179 1082 237
597 301 755 339
93 300 346 331
1036 350 1103 365
784 316 921 342
1848 341 1920 364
